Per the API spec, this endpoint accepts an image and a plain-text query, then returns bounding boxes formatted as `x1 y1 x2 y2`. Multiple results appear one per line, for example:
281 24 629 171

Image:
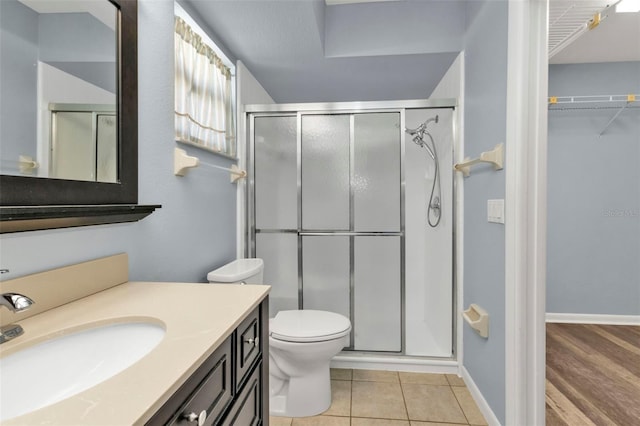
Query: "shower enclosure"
247 100 456 357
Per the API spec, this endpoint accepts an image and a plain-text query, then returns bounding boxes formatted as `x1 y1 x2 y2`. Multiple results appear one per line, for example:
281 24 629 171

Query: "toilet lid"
270 310 351 343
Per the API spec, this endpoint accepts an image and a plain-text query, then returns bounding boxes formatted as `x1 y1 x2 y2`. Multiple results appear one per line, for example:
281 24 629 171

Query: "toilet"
207 258 351 418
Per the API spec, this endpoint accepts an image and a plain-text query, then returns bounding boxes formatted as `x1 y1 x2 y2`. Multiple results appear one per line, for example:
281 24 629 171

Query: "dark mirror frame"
1 0 136 205
0 0 159 233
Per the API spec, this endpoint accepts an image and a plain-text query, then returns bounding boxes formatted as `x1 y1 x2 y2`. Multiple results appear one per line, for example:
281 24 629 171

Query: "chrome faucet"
1 293 35 344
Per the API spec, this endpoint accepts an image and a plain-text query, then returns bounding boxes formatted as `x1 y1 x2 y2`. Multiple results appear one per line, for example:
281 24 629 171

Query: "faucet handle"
1 293 35 312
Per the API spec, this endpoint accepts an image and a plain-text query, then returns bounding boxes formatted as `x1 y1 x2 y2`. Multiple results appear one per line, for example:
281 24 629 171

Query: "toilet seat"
270 310 351 343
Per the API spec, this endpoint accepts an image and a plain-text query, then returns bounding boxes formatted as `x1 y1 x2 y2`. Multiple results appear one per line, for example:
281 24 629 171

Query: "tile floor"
269 369 488 426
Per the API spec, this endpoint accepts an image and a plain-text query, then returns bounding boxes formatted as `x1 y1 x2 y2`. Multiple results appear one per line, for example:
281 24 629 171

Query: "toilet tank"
207 258 264 284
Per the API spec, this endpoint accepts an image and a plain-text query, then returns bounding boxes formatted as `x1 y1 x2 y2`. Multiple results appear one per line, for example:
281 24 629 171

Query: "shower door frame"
246 99 457 356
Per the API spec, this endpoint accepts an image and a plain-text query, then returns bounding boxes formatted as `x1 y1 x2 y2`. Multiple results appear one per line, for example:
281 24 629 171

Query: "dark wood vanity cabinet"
147 299 269 426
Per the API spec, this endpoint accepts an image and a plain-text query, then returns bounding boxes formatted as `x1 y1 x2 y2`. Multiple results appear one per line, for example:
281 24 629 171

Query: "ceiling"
182 0 640 103
182 0 465 103
18 0 116 30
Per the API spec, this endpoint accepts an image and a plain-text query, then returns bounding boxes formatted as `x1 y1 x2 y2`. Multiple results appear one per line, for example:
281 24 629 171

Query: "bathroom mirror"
0 0 139 206
0 0 118 183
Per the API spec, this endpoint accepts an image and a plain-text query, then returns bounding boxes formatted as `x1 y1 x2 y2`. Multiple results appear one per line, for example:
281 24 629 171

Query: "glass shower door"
253 115 298 315
252 111 403 352
352 113 402 352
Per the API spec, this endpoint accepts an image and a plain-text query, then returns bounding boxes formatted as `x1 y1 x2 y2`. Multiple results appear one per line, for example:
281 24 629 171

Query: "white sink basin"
0 321 165 421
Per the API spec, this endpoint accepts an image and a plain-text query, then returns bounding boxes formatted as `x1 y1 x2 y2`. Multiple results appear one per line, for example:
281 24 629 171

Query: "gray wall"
39 12 117 93
462 1 508 423
547 62 640 315
0 0 238 283
0 0 38 168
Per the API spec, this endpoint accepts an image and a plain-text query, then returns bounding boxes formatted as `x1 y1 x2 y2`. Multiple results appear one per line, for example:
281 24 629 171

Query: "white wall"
235 60 275 258
428 53 465 360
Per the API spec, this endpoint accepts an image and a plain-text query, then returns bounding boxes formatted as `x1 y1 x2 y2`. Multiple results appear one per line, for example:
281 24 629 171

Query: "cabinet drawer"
148 337 233 426
222 362 262 426
235 306 261 389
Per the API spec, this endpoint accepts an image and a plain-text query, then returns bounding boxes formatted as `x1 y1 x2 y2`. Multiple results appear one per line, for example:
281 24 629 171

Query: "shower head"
404 114 439 138
405 114 439 160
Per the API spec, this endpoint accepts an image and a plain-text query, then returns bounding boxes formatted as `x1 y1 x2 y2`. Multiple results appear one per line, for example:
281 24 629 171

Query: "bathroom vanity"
147 303 267 425
0 254 270 425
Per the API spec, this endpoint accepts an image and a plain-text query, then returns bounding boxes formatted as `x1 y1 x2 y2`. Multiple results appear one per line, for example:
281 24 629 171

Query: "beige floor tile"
352 418 410 425
402 384 467 424
446 374 466 387
323 380 351 417
291 415 350 425
351 381 408 420
410 422 467 426
330 368 353 381
269 416 293 426
452 386 488 425
353 369 400 383
399 372 448 385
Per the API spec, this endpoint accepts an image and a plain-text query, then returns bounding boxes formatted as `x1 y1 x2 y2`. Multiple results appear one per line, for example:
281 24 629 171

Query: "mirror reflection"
0 0 118 183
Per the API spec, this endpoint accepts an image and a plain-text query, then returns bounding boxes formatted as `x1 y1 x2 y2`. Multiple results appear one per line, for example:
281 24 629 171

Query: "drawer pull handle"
182 410 207 425
244 337 259 347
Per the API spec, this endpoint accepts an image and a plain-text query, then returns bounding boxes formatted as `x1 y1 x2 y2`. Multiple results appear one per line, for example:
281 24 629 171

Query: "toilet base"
269 366 332 418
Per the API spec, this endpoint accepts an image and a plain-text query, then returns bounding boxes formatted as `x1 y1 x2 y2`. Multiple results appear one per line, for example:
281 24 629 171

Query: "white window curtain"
174 16 235 157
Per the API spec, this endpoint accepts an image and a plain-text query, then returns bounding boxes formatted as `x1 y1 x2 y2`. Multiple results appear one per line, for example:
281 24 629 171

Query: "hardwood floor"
546 323 640 426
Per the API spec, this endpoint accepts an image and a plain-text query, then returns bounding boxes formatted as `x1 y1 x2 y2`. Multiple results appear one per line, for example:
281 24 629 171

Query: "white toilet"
207 258 351 418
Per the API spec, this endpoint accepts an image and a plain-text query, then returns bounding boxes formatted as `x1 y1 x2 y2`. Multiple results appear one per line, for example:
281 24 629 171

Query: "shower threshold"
331 351 458 374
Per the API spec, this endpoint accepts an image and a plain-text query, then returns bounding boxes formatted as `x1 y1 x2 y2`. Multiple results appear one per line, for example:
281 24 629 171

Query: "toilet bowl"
207 259 352 418
269 310 351 417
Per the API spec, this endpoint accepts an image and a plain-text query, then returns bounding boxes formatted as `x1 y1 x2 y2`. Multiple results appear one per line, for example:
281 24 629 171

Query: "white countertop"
0 282 270 425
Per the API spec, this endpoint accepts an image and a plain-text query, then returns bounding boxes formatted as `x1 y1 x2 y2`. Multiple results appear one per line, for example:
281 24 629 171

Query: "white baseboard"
460 366 501 426
546 313 640 326
331 354 458 374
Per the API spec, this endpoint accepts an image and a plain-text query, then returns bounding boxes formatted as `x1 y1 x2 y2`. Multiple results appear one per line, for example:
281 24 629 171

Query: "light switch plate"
488 199 505 224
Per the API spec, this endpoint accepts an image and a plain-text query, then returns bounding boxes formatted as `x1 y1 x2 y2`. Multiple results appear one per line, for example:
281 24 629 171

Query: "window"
174 13 235 157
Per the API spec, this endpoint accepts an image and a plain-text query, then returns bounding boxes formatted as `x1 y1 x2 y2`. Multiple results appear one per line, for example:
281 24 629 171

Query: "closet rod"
548 94 638 106
549 94 638 136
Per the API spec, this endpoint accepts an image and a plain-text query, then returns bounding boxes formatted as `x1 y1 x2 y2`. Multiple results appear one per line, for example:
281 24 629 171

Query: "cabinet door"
222 362 262 426
147 338 232 426
235 306 261 390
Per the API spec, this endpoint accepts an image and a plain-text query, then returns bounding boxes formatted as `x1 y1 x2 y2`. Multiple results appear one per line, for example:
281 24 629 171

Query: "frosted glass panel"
354 113 400 232
256 233 298 316
302 115 350 230
255 116 297 230
51 112 95 181
354 236 401 352
302 236 350 319
96 114 117 183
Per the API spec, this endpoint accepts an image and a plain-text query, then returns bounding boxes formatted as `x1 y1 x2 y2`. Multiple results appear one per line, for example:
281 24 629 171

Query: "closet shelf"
548 94 638 110
548 94 639 136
